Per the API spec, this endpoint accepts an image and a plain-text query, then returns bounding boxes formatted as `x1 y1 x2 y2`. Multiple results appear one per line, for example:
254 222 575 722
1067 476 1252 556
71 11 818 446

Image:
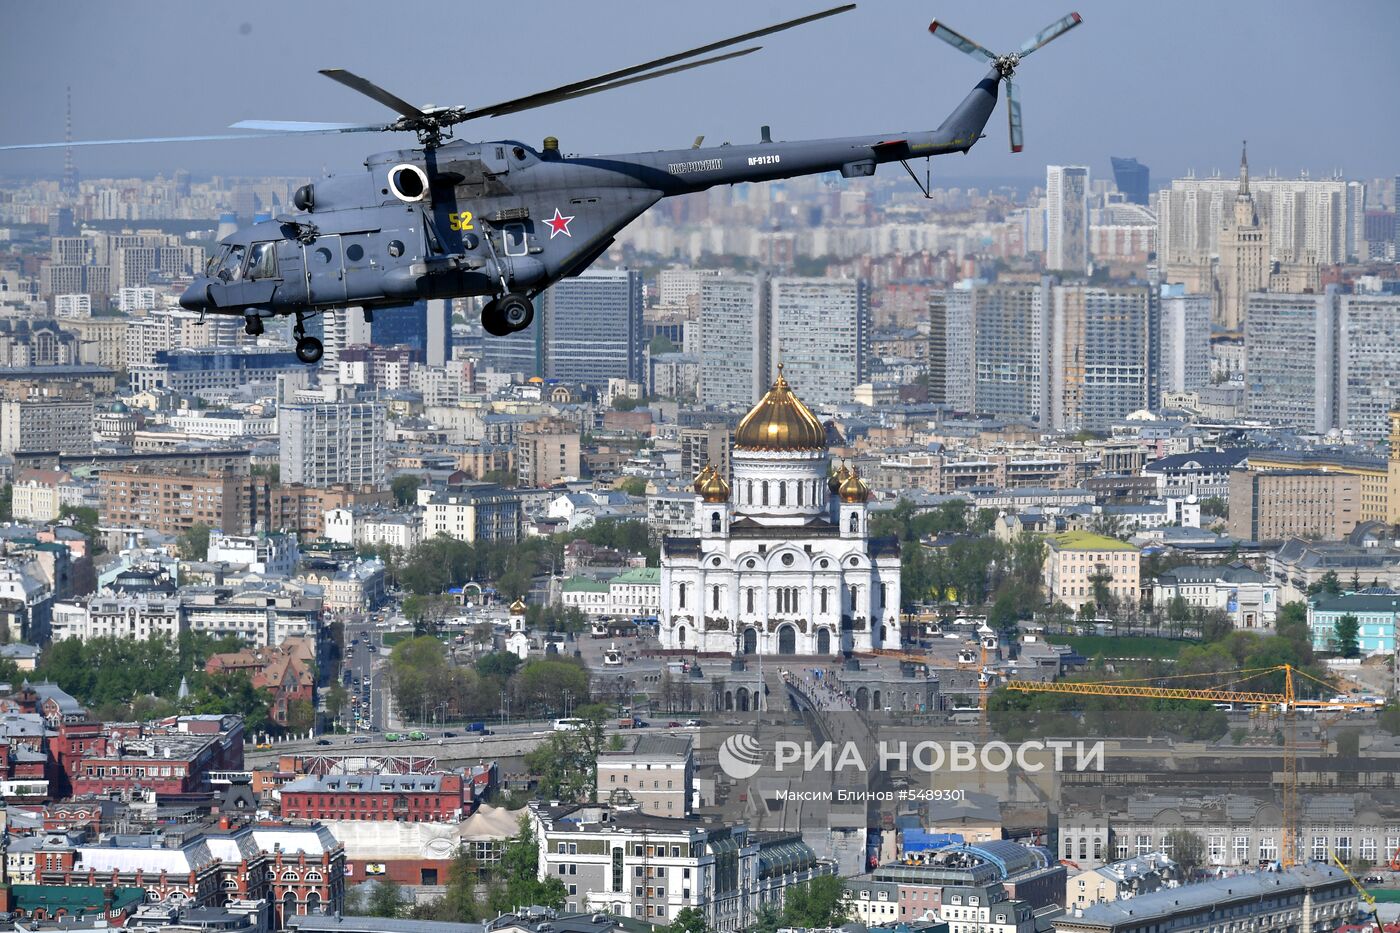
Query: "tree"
486 820 567 915
1308 571 1342 597
1379 703 1400 735
1330 613 1360 658
1165 829 1207 874
752 903 782 933
0 483 10 522
285 698 315 734
667 906 708 933
618 476 648 496
366 878 408 918
612 395 641 411
1335 729 1361 757
59 505 100 540
324 683 348 724
649 334 678 356
782 876 847 929
391 474 423 507
1200 496 1228 519
438 848 484 922
178 522 212 560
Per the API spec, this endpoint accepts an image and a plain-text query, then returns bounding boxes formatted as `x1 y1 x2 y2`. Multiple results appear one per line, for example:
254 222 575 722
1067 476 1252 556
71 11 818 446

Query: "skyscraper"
1050 284 1151 432
769 277 869 408
1217 143 1270 333
927 290 948 406
1244 291 1334 433
541 269 644 387
479 297 541 378
367 299 452 365
698 274 769 408
1158 286 1212 396
1046 165 1090 274
1110 157 1150 206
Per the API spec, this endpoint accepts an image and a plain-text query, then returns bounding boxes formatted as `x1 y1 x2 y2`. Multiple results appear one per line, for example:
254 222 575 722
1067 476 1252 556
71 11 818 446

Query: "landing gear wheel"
295 336 324 365
481 299 512 337
499 293 534 332
244 315 264 337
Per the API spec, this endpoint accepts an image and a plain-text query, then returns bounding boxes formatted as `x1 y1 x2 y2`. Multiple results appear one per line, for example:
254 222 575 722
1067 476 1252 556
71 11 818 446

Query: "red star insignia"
544 207 575 238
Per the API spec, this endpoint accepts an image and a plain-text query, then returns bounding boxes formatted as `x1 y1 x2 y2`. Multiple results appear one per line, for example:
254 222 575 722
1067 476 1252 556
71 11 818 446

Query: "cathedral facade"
658 368 902 656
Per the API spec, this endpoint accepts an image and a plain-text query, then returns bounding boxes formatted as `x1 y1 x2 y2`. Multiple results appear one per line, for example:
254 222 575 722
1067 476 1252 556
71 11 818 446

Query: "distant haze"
2 0 1397 184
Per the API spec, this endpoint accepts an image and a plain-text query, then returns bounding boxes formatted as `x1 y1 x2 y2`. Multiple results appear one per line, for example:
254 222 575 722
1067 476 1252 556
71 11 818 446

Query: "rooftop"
1048 531 1138 552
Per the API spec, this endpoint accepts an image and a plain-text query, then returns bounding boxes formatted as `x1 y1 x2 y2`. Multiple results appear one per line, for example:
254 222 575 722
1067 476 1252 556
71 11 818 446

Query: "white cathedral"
659 367 902 656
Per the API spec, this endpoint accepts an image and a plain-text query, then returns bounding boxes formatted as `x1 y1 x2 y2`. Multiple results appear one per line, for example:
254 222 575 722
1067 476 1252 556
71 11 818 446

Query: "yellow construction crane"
1330 850 1377 918
1004 664 1377 868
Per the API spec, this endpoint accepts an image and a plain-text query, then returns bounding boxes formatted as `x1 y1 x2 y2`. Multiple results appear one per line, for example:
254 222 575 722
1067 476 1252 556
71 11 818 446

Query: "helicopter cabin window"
247 242 278 280
503 223 528 257
206 245 231 277
214 244 246 282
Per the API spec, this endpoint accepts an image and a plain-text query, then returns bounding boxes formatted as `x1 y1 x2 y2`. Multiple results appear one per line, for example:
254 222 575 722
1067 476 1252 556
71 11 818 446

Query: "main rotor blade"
928 20 996 62
457 4 855 122
231 120 388 134
1005 79 1023 153
1018 12 1082 57
497 47 763 118
319 68 427 119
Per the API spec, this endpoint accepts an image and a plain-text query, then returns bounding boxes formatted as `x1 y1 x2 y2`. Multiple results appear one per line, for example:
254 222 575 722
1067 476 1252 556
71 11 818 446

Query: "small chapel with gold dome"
658 367 902 656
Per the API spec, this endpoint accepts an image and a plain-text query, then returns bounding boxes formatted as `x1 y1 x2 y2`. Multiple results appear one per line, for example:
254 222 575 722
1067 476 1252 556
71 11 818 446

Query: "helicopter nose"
180 279 209 312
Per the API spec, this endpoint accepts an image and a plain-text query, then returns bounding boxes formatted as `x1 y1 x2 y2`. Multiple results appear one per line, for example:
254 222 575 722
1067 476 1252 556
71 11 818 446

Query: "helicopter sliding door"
341 232 384 303
305 235 347 305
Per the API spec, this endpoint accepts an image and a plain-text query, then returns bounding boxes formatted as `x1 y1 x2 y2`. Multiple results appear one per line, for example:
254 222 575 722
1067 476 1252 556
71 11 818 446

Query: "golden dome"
509 597 527 614
827 462 851 494
693 464 731 503
838 467 870 503
733 365 826 451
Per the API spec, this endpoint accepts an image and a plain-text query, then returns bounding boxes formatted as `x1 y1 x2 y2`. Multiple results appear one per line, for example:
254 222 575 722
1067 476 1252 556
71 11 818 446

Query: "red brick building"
279 772 468 823
205 638 316 729
63 715 244 800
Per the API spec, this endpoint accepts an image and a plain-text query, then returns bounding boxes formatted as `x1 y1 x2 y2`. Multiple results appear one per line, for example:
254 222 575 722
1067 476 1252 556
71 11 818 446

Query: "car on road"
353 736 371 744
442 731 456 738
684 719 704 727
255 742 272 750
316 738 331 746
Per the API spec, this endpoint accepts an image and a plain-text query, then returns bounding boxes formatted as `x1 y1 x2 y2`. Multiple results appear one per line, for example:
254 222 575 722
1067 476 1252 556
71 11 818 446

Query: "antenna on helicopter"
928 11 1082 152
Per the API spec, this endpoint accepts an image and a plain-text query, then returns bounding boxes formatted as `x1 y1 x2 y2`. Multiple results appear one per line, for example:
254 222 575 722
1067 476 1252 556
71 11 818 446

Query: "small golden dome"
827 462 851 494
733 365 825 451
509 597 527 614
694 464 731 503
838 468 870 503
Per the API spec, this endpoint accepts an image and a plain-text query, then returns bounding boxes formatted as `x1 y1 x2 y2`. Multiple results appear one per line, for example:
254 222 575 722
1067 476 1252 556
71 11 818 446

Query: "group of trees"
34 632 280 733
380 519 657 604
386 636 592 724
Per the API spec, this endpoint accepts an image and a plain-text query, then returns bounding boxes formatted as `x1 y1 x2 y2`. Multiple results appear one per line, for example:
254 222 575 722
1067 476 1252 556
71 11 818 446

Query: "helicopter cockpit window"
512 146 527 161
206 245 231 277
247 242 278 280
215 244 247 282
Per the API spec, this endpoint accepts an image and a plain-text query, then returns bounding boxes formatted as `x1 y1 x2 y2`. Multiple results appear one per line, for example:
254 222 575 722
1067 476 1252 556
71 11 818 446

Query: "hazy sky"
2 1 1398 185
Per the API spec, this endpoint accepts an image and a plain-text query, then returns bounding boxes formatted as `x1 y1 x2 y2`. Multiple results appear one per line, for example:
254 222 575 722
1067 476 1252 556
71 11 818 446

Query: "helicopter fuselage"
180 69 1000 335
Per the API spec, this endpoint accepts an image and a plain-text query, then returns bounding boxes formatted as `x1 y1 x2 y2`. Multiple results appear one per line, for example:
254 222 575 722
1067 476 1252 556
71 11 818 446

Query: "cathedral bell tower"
837 467 871 538
694 464 732 538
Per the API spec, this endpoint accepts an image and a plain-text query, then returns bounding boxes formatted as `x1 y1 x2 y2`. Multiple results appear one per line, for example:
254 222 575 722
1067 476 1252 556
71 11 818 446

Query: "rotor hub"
994 53 1020 79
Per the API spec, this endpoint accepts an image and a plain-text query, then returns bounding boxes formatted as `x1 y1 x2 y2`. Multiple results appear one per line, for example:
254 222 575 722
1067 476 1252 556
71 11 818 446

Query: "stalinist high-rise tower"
1217 141 1270 333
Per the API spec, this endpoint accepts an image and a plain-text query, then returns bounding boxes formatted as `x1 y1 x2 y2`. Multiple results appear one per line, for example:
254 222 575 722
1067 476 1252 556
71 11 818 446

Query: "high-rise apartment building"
1336 293 1400 440
928 290 948 406
278 381 387 488
944 282 977 411
697 274 769 408
541 269 644 387
1050 285 1151 432
99 469 272 537
971 281 1050 422
1046 166 1090 274
1244 291 1334 433
1157 286 1212 396
769 277 869 407
657 267 721 308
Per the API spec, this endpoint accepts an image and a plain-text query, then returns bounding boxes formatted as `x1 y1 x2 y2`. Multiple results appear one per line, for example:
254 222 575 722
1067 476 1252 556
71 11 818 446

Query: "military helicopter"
3 7 1081 364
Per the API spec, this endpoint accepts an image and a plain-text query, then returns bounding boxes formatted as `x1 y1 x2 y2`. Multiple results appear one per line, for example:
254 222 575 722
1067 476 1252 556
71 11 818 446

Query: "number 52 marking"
447 211 475 231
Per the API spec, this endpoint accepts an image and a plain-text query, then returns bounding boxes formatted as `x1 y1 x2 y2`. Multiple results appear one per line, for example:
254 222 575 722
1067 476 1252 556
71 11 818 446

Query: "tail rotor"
928 12 1082 152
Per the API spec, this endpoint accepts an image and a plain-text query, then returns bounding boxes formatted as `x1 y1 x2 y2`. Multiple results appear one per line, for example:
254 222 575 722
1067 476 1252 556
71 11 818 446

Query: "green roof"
562 577 610 593
1048 531 1138 552
10 884 146 916
612 567 660 585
